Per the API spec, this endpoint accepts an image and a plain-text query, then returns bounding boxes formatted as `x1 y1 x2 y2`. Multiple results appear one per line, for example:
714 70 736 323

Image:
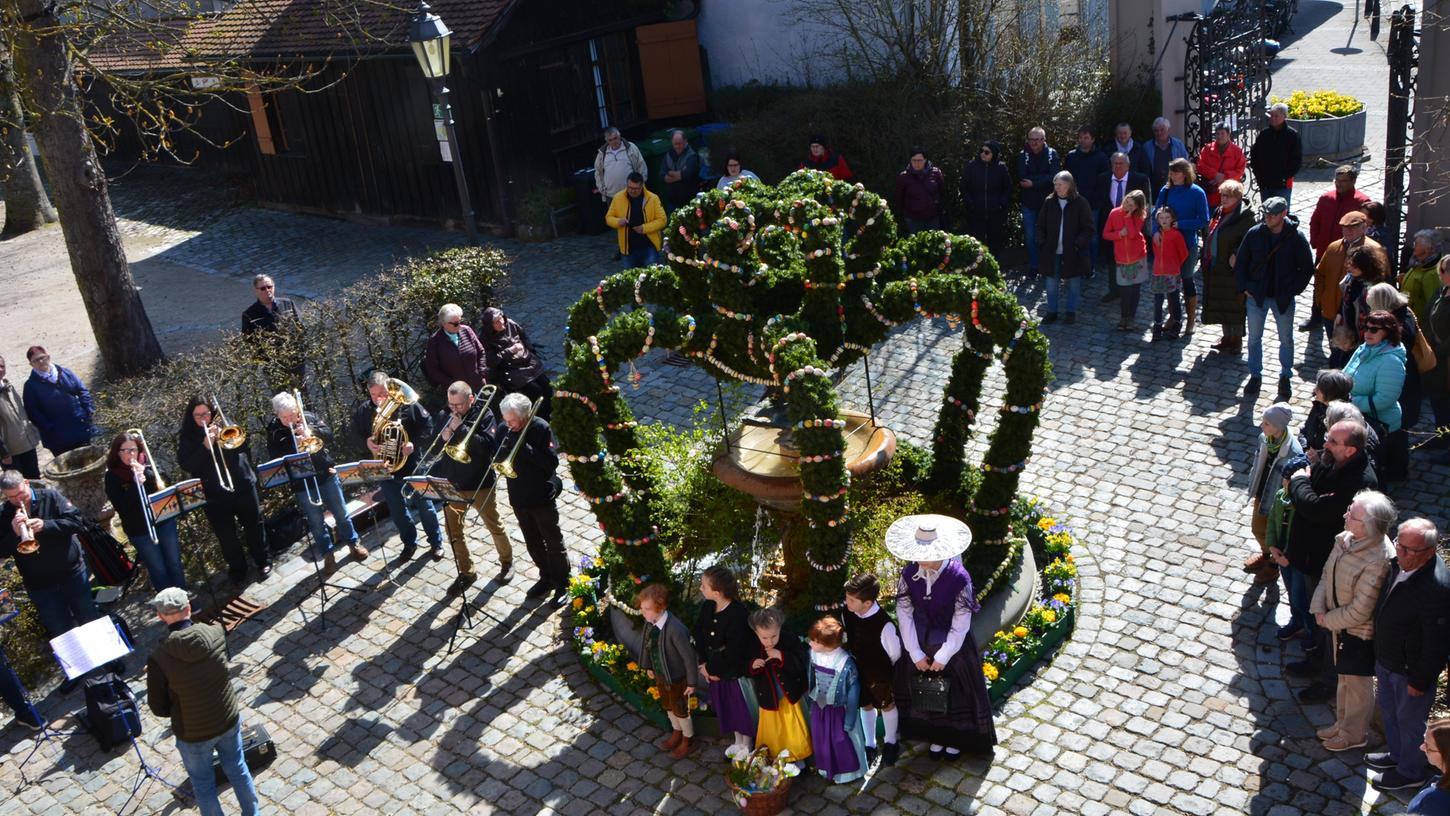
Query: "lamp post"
409 1 478 245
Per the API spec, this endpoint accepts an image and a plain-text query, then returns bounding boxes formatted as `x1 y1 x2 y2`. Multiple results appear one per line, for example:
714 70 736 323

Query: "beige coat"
1310 530 1393 640
0 379 41 458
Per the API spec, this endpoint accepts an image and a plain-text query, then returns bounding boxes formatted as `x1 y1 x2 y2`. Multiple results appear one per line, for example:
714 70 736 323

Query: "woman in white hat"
886 514 997 760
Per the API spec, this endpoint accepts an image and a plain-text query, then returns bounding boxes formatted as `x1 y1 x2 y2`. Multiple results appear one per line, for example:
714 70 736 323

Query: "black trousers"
512 502 569 588
203 479 270 575
4 448 40 479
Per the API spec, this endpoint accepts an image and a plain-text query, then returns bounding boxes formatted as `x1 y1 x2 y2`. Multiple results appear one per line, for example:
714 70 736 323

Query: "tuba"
370 378 419 473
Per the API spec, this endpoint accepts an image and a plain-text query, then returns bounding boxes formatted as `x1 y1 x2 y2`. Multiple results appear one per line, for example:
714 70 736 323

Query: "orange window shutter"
636 20 706 119
246 87 276 155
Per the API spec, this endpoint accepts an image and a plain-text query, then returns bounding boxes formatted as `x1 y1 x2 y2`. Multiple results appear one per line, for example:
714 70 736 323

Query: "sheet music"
50 617 134 679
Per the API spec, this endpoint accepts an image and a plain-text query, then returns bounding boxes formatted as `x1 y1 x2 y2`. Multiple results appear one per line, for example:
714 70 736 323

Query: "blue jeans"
1021 205 1041 273
293 474 358 554
175 719 259 816
30 569 103 638
623 244 659 269
1044 255 1081 314
1281 565 1318 643
1375 663 1437 779
1246 297 1296 378
131 518 188 591
1 646 42 727
1179 244 1201 299
375 478 441 550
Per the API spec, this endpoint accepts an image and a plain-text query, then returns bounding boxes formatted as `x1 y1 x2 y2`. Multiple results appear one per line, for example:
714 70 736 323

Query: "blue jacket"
1344 341 1408 433
23 366 96 455
1015 145 1060 208
1152 183 1211 252
1233 217 1315 312
1142 137 1190 187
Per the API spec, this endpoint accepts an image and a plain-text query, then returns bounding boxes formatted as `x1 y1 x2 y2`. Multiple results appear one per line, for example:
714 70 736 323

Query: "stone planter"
988 606 1075 702
41 444 109 520
1289 109 1367 157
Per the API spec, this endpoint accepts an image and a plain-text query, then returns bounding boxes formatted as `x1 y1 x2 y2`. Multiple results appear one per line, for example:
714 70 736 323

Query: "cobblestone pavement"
3 3 1447 814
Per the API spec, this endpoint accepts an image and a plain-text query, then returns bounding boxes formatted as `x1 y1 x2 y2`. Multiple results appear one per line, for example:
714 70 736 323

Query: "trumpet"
370 378 420 473
493 397 543 480
15 505 38 555
207 396 246 492
125 427 166 544
289 390 324 506
443 385 500 465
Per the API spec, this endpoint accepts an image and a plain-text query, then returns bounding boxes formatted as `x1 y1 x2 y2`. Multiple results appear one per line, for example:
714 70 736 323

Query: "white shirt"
1111 173 1128 207
652 610 669 630
810 645 849 671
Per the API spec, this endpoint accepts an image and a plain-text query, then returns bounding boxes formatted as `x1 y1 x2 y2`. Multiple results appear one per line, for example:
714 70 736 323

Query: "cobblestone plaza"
3 2 1450 814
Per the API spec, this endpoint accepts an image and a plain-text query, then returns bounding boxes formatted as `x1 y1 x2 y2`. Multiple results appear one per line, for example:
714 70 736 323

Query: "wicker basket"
730 779 792 816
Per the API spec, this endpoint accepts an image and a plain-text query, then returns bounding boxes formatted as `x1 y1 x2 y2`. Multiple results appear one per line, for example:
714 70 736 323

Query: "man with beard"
1271 420 1378 703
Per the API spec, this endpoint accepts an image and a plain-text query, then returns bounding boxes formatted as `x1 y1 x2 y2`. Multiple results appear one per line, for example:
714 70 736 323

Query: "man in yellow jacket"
606 172 666 268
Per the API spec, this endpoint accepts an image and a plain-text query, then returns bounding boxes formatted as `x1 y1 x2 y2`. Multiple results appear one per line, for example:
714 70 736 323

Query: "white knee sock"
665 712 681 732
882 708 899 744
860 709 878 748
679 715 694 738
734 732 752 749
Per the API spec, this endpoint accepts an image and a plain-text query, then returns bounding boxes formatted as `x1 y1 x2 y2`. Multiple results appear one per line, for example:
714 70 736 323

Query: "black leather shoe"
549 586 570 607
1297 682 1334 703
865 745 878 765
1365 751 1396 770
1285 659 1318 677
524 579 550 599
429 543 445 562
392 546 417 567
497 561 514 583
1277 376 1292 402
880 742 900 766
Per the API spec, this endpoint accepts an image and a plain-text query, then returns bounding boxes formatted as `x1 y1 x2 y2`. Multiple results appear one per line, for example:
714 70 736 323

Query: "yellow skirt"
756 701 812 761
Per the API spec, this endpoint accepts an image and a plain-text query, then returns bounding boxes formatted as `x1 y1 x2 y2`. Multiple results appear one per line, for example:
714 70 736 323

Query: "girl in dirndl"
747 607 812 765
805 616 868 783
889 515 998 760
693 566 758 754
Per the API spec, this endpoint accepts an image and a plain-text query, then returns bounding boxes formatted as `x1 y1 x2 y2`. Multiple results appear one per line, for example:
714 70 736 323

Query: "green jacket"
146 621 240 742
1401 254 1442 331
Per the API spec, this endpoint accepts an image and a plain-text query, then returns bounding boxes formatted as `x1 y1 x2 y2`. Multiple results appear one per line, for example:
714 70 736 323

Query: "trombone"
443 384 500 465
290 390 325 506
402 384 495 501
125 427 166 543
492 397 543 480
207 396 247 492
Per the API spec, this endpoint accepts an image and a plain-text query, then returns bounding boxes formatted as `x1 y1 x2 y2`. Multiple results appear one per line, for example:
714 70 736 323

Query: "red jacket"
1195 142 1246 209
1308 189 1371 259
1102 207 1148 264
802 149 854 181
1153 228 1189 277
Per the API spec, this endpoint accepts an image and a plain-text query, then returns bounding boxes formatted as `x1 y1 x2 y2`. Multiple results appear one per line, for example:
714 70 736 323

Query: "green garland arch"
556 171 1052 610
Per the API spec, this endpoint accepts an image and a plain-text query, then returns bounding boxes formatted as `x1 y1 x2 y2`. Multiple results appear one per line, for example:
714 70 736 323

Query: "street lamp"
409 1 478 244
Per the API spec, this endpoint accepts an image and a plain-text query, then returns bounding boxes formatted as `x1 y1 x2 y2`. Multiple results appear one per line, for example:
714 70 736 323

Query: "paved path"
2 3 1447 814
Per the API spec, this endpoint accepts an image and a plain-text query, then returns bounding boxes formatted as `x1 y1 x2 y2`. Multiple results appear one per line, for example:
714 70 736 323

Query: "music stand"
336 460 394 576
3 590 76 792
403 476 478 653
259 454 366 631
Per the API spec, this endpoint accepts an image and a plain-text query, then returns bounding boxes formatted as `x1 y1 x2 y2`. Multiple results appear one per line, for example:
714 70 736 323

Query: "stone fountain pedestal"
710 408 896 512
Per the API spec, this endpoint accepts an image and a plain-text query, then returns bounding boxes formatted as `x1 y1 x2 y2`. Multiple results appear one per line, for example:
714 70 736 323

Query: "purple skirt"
808 701 866 783
709 677 756 738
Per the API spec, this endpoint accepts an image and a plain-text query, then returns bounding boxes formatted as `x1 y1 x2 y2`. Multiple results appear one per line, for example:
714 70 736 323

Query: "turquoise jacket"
1344 341 1408 432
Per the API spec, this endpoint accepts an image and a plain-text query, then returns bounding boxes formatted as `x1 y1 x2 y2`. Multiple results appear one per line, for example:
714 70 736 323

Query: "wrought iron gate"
1181 4 1274 170
1383 5 1418 270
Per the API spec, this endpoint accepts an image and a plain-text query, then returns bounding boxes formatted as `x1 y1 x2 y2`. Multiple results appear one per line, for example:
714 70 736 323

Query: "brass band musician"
103 431 188 591
265 392 363 572
176 396 272 583
432 381 513 597
497 393 570 606
350 370 442 565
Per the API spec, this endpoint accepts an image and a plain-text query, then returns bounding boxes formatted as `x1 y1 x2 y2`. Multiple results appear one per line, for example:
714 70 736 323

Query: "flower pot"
989 605 1075 701
1289 110 1367 158
41 444 109 520
730 779 792 816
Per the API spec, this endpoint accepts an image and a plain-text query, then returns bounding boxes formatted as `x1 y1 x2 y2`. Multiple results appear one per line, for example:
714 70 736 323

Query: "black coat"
0 485 88 589
1096 170 1151 215
692 600 754 680
103 465 168 540
747 634 809 708
430 405 502 491
177 426 258 490
1374 555 1450 691
265 411 336 474
501 416 560 508
1233 217 1314 313
351 398 433 477
959 149 1014 218
1201 201 1258 326
1035 193 1096 279
1063 147 1110 207
1285 451 1377 575
240 297 302 335
1250 124 1303 189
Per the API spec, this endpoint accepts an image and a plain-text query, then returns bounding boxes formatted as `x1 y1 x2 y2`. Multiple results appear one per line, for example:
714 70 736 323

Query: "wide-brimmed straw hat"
884 514 972 562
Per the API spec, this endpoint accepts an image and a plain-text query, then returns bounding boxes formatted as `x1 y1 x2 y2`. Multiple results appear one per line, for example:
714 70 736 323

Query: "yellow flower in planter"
688 695 700 710
1037 517 1057 531
983 664 1000 682
626 661 639 672
1053 592 1071 604
1043 610 1057 624
1013 626 1029 638
647 686 661 699
572 597 584 609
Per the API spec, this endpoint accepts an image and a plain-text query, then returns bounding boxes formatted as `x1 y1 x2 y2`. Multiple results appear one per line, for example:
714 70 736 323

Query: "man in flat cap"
1308 205 1384 337
146 588 260 816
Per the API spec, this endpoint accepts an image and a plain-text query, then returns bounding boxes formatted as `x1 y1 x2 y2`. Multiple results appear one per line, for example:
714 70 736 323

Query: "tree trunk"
0 42 58 235
9 0 165 378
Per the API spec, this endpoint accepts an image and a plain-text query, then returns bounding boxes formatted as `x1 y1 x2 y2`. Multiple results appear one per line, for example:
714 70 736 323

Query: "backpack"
76 520 137 590
81 671 143 750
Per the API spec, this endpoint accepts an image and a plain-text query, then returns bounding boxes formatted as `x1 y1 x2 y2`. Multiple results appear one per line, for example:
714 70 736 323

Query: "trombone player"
177 396 272 583
266 391 363 572
351 370 442 565
498 393 570 607
431 381 511 596
104 430 188 591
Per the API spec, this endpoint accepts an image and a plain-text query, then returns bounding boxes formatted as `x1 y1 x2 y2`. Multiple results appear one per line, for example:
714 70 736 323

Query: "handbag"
1328 544 1377 676
909 671 950 715
1410 323 1436 374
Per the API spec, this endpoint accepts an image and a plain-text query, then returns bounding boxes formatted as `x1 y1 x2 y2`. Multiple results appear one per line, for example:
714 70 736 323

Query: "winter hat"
1262 402 1293 432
